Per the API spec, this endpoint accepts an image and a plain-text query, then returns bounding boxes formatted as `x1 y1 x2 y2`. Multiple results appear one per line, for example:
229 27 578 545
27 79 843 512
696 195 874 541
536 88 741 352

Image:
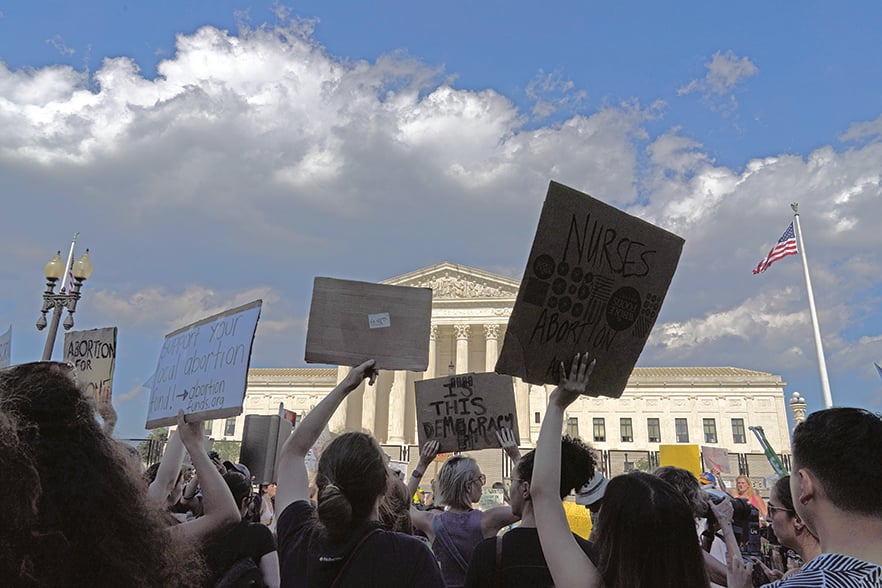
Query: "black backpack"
214 557 265 588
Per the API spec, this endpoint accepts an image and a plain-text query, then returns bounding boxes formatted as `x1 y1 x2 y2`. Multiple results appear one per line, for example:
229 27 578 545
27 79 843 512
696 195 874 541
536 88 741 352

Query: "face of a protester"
467 468 485 503
768 487 796 549
736 478 749 494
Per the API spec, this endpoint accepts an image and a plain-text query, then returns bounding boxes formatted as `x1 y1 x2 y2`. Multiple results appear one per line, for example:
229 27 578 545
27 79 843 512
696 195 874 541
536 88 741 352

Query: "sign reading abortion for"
63 326 117 403
415 372 519 453
0 325 10 368
146 300 262 428
305 277 432 371
495 181 685 397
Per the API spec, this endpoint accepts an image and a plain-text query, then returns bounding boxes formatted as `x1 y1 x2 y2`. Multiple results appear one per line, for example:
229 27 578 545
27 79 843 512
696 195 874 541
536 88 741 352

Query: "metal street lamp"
36 249 94 360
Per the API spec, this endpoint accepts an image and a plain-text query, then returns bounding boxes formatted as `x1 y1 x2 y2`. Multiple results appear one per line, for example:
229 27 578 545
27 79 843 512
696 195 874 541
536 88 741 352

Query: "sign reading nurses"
415 372 519 453
63 326 117 403
496 181 685 397
305 277 432 371
145 300 262 428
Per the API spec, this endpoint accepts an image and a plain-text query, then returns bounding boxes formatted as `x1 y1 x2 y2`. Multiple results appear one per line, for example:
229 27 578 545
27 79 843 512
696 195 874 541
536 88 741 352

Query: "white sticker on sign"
368 313 391 329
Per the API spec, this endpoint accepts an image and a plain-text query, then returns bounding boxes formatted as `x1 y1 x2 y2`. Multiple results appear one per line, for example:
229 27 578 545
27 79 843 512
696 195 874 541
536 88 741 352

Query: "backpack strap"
329 528 381 588
493 534 504 588
431 515 470 572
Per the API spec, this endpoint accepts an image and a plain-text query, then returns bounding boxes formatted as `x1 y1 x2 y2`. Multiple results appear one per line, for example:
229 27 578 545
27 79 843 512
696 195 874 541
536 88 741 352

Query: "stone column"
388 370 407 444
484 324 499 372
454 324 470 374
426 325 438 380
328 366 349 434
361 378 377 436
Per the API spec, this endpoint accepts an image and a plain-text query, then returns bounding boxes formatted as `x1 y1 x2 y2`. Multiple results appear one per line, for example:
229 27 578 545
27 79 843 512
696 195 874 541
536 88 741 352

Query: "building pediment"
383 261 520 300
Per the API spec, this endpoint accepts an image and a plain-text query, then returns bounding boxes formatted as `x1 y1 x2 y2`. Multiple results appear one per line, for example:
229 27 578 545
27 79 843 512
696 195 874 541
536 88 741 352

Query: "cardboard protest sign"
415 372 519 453
701 445 731 474
305 277 432 371
479 488 505 510
63 327 116 402
659 444 701 476
496 181 685 396
146 300 261 428
0 325 10 368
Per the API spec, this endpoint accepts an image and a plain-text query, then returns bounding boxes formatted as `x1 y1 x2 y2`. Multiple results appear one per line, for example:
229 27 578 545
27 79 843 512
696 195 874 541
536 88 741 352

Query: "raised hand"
495 427 521 463
342 359 379 390
550 353 595 409
419 439 440 467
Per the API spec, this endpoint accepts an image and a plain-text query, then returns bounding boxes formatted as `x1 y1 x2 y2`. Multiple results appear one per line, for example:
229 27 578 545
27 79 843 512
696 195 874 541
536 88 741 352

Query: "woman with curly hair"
0 361 233 587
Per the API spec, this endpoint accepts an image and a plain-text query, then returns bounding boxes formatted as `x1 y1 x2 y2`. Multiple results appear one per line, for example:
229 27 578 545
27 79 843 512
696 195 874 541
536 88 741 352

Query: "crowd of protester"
1 355 880 587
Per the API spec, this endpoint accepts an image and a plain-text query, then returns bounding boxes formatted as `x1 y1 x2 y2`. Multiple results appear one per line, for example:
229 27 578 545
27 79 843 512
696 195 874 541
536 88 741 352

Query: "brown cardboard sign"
415 372 519 453
305 277 432 371
495 181 684 397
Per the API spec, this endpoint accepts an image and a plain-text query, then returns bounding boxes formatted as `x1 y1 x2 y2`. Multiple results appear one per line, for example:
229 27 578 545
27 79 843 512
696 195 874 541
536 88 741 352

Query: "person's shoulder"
276 500 317 547
768 553 882 587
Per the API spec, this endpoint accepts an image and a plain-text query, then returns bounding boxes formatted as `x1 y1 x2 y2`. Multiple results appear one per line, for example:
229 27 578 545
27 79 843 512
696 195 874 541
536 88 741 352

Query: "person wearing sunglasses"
752 475 822 583
410 437 521 588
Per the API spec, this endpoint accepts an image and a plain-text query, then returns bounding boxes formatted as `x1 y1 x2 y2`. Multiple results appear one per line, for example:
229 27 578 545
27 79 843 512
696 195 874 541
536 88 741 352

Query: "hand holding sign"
551 353 596 409
495 428 521 463
419 440 441 467
343 359 379 390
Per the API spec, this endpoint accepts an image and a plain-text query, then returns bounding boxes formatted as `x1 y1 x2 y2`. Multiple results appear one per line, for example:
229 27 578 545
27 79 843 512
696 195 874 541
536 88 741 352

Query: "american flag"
753 222 798 274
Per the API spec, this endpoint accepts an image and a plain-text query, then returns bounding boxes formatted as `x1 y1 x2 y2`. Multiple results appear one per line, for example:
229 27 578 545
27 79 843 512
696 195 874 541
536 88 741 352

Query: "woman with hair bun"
274 360 444 588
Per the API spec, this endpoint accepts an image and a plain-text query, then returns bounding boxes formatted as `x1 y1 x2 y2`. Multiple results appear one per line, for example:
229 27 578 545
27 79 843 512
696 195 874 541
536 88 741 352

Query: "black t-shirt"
464 526 598 588
205 518 277 585
277 500 445 588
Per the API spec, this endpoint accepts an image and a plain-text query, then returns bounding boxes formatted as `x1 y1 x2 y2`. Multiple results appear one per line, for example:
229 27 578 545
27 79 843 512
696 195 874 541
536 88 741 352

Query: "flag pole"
59 232 79 293
791 203 833 408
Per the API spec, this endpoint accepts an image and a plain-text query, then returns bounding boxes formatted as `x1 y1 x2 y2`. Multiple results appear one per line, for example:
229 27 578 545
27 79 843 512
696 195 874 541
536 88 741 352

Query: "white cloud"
840 113 882 142
45 35 75 57
677 50 758 116
1 19 882 413
525 69 587 120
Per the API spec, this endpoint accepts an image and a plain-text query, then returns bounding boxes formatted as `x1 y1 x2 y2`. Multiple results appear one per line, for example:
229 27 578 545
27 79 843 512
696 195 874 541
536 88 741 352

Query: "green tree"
137 427 168 465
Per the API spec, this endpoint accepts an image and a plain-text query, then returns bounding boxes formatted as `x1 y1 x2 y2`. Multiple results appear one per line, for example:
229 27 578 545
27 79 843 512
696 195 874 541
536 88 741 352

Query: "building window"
620 418 633 442
675 418 689 443
567 417 580 438
732 418 746 444
224 417 237 437
535 412 541 424
703 418 718 443
593 418 606 442
203 421 213 436
647 418 661 443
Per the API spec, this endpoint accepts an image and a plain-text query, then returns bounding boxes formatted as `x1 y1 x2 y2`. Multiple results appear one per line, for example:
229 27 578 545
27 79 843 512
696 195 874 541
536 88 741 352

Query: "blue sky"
2 1 881 438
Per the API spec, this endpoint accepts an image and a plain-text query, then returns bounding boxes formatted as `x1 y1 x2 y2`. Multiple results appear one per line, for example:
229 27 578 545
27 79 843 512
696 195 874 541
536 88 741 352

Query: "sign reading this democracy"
495 181 685 397
305 277 432 371
415 372 519 453
146 300 262 428
64 326 117 403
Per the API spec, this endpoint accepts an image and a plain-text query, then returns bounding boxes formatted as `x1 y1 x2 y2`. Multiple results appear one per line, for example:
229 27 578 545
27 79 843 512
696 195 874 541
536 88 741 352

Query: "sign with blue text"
146 300 262 428
64 326 117 403
496 181 684 397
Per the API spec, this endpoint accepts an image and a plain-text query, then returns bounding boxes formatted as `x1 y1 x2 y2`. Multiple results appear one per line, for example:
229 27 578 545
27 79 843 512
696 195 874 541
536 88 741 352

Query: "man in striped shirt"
760 408 882 587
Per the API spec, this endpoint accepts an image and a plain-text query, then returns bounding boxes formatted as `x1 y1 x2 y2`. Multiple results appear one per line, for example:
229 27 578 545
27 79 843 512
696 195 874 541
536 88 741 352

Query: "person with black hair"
204 470 280 587
274 360 444 588
465 435 598 587
728 407 882 588
0 361 218 587
531 354 712 588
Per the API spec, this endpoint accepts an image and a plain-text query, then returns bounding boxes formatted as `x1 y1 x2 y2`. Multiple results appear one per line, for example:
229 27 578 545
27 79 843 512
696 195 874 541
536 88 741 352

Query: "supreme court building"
209 262 792 487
